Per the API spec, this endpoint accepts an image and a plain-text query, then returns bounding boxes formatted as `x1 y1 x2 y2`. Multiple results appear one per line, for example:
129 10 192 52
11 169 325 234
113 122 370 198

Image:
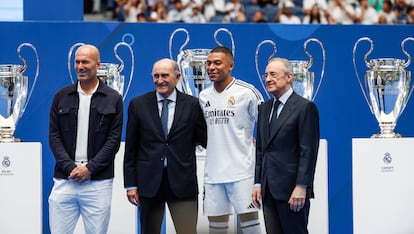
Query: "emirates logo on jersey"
227 96 235 107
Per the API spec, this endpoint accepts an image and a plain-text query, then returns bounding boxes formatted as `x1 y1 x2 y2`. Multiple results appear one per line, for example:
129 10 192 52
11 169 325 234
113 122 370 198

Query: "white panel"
0 0 23 21
309 139 329 234
353 138 414 234
0 142 42 233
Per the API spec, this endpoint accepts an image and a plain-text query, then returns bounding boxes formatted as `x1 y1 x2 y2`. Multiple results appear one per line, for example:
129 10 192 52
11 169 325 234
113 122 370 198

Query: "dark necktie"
161 99 170 139
269 99 281 137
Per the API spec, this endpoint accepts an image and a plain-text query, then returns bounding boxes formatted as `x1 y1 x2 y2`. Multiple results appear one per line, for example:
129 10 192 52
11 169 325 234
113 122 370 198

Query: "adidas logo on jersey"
205 101 211 108
247 203 256 209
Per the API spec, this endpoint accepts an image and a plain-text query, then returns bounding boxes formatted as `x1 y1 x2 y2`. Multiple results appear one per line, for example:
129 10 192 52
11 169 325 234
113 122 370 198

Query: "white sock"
240 219 262 234
209 221 229 234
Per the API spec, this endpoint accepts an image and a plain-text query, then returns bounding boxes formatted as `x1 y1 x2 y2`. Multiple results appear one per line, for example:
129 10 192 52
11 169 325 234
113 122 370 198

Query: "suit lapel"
267 93 298 146
168 90 185 137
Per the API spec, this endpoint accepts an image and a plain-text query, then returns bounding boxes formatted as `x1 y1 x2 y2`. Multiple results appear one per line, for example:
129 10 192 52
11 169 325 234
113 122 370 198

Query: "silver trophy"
169 27 235 97
68 41 134 100
353 37 414 138
0 43 39 142
255 38 325 101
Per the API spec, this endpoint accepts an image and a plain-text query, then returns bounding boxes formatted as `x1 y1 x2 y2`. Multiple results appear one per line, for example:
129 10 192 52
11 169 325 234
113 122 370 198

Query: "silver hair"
268 57 293 74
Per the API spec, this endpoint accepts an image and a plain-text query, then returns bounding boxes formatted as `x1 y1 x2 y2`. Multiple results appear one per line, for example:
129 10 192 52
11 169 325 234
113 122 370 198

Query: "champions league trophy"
353 37 414 138
68 41 134 100
0 43 39 142
169 27 235 97
255 38 326 101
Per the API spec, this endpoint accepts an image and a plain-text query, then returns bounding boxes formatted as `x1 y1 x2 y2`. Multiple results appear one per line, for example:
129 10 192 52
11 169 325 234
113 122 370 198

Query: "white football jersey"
199 78 264 184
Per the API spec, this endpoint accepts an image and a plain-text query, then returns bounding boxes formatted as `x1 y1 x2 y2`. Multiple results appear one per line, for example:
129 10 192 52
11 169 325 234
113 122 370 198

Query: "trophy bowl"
0 43 38 142
0 65 28 142
177 49 211 97
353 37 414 138
97 63 125 96
290 60 315 101
366 58 410 138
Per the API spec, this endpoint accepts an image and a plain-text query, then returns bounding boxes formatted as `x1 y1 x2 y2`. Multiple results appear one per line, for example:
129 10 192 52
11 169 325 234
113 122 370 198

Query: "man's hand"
252 186 262 209
127 189 140 206
288 185 307 212
68 165 91 183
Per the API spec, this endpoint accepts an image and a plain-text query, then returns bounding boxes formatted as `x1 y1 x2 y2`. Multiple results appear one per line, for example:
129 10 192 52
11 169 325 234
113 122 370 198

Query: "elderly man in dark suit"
252 57 320 234
123 58 207 234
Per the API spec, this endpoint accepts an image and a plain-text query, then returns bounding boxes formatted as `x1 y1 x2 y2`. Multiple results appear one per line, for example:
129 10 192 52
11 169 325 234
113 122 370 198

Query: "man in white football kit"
199 46 264 234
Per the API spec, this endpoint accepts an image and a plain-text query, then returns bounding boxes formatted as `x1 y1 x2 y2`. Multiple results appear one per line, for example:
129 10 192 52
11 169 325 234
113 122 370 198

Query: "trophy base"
371 132 403 138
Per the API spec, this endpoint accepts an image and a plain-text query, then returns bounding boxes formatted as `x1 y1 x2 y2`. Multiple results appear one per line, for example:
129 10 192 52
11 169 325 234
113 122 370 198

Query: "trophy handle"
17 42 39 114
255 40 277 100
401 37 414 109
169 28 190 60
114 41 134 101
401 37 414 68
352 37 374 113
213 28 235 57
68 42 85 84
304 38 326 101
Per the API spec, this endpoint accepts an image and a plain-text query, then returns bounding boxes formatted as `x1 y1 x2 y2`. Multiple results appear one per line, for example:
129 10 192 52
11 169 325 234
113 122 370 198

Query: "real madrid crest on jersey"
227 96 235 107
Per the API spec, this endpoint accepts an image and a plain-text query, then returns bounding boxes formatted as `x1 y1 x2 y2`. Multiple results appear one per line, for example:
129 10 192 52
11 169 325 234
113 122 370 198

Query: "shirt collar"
157 89 177 103
77 80 99 95
275 87 293 105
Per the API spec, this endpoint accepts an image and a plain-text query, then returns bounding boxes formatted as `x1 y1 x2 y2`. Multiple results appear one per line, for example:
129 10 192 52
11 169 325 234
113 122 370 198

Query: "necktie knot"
162 98 170 107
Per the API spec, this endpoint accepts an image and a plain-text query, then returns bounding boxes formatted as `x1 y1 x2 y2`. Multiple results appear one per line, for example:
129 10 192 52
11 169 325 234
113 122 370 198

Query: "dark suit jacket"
255 92 320 200
123 90 207 198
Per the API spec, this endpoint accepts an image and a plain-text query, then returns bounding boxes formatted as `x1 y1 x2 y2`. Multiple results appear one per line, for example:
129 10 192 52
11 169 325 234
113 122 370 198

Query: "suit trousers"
262 183 310 234
140 168 198 234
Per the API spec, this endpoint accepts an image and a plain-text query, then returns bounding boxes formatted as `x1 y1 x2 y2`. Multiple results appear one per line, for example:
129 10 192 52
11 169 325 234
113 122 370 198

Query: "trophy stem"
0 129 19 142
372 122 402 138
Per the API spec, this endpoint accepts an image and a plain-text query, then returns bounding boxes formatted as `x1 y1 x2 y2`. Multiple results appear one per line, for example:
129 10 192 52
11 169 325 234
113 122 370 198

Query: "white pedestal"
352 138 414 234
166 139 329 234
309 139 329 234
75 142 137 234
0 142 42 234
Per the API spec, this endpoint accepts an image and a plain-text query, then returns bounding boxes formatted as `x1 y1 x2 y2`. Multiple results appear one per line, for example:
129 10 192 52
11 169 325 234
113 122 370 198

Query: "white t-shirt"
75 81 98 165
199 78 264 184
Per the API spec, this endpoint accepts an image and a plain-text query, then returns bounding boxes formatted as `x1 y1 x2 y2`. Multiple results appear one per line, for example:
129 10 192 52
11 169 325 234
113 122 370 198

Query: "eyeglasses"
261 72 286 81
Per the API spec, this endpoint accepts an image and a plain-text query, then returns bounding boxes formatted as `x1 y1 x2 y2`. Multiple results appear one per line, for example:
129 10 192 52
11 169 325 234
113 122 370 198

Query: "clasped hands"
68 165 91 184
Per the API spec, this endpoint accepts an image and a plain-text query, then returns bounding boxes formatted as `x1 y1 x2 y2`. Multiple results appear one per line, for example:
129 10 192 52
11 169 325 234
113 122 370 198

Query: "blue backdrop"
0 22 413 234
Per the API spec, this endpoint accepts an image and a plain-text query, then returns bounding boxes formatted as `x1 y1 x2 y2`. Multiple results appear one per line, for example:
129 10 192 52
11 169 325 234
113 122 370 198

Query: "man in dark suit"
252 57 320 234
123 58 207 234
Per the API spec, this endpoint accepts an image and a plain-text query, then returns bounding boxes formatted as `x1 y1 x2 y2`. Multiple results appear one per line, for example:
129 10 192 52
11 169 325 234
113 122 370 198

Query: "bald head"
153 58 180 76
75 44 100 63
74 44 101 89
152 58 181 98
